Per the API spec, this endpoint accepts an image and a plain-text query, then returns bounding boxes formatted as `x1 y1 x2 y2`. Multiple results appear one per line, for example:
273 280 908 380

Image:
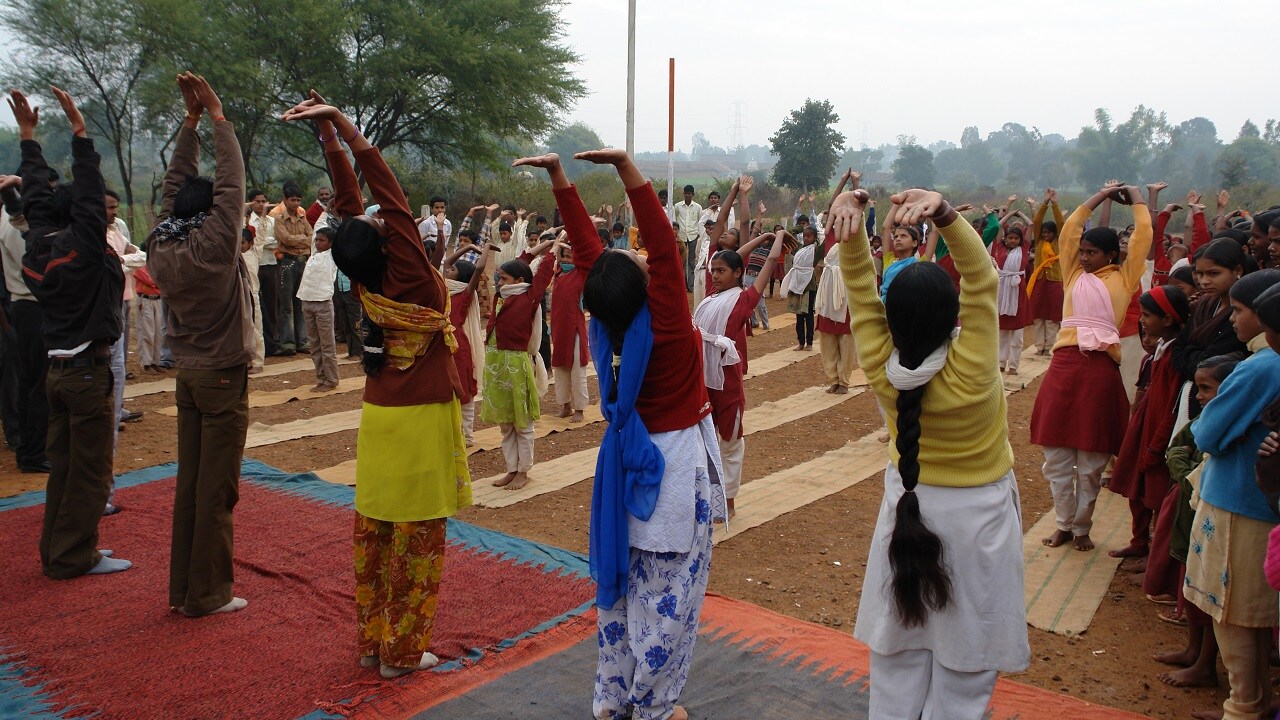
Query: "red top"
133 266 161 296
1120 290 1141 337
306 200 325 228
1110 351 1181 508
327 146 462 407
816 228 852 335
706 286 758 441
449 290 477 403
485 251 554 351
991 239 1031 330
550 265 589 367
555 182 711 434
1190 212 1211 256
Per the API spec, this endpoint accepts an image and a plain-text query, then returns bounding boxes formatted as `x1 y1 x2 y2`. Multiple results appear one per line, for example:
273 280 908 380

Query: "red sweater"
486 251 554 351
706 286 757 440
556 182 710 433
328 146 462 407
550 265 589 367
449 290 477 403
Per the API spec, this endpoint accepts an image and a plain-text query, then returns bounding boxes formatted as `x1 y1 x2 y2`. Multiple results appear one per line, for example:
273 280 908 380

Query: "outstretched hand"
573 148 629 166
738 174 754 194
0 175 20 191
829 190 870 243
888 189 946 227
187 74 223 119
281 89 340 123
49 86 85 137
7 90 39 139
512 153 561 169
178 73 202 117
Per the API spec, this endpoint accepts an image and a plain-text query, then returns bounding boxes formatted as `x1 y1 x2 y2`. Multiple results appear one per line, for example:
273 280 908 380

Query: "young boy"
296 227 339 391
240 228 265 373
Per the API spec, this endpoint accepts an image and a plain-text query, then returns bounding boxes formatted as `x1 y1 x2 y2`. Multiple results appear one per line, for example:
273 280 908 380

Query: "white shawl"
498 282 550 395
996 247 1024 317
446 278 485 394
815 243 849 324
782 243 816 297
693 287 743 391
885 328 961 391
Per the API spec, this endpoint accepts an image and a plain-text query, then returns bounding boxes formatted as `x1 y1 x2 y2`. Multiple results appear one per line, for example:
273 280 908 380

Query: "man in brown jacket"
274 180 313 355
146 73 253 617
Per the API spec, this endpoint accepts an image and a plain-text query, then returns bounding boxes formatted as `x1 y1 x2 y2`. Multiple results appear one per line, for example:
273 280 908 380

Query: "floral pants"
354 513 446 667
593 489 714 719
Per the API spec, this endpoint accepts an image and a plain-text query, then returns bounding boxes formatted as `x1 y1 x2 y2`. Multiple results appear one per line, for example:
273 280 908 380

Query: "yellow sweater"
841 215 1013 488
1049 204 1152 364
1032 201 1065 282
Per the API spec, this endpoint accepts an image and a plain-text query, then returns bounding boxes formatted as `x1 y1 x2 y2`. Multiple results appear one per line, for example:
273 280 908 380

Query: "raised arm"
518 153 603 272
53 87 107 261
750 232 785 295
830 189 891 369
922 222 941 262
10 90 57 230
466 244 496 295
187 76 246 258
709 179 740 248
1060 183 1119 279
1113 184 1152 292
158 76 206 222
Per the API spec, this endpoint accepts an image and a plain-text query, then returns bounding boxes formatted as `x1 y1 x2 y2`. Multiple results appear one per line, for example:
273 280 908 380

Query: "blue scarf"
880 255 917 303
588 303 665 609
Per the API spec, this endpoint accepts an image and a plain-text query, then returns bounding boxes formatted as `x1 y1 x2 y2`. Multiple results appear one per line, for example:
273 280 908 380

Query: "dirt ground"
0 295 1247 719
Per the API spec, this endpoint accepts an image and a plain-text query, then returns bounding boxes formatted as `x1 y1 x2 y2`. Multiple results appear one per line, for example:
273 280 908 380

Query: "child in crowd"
297 227 339 391
240 228 265 373
551 238 590 422
133 264 166 372
815 169 863 395
443 242 495 446
483 233 557 490
1026 188 1065 355
992 225 1031 374
782 225 820 351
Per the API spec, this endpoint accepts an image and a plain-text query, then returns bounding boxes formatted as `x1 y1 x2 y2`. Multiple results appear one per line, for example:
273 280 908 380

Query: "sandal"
1157 609 1188 626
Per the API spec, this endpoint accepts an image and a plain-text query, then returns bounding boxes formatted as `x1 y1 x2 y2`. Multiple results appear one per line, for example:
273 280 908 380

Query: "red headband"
1149 285 1182 324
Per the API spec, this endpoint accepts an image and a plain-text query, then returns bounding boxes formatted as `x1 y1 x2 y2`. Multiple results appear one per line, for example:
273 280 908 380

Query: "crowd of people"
3 72 1280 720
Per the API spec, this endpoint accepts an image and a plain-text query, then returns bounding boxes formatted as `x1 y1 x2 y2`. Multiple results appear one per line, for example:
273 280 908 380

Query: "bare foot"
505 472 531 491
824 384 837 394
1159 667 1218 688
1152 648 1196 667
1073 534 1095 551
1190 708 1224 720
670 706 689 720
833 384 848 395
1043 529 1072 547
570 410 583 423
559 403 573 418
1121 556 1147 573
492 472 516 487
1125 572 1146 587
1108 543 1148 559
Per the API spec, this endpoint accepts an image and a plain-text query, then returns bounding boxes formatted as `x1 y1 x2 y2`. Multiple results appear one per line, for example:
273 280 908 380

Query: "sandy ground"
0 295 1249 719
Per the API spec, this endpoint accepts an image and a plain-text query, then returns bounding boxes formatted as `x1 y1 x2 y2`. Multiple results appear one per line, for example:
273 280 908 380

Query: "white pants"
136 296 166 367
998 328 1023 370
1042 446 1110 536
553 363 589 411
818 331 856 386
717 414 744 500
500 422 535 472
250 291 265 370
460 400 476 445
1118 334 1142 403
1031 319 1060 352
870 649 998 720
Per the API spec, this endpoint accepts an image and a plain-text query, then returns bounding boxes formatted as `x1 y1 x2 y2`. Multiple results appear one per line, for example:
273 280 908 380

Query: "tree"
1239 120 1261 140
769 98 845 192
837 146 884 176
545 122 605 180
892 137 936 188
1071 106 1167 187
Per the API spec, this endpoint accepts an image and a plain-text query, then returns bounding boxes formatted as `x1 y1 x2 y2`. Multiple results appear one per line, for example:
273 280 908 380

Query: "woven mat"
123 356 358 399
155 375 367 416
1022 490 1129 637
470 385 865 509
743 345 818 380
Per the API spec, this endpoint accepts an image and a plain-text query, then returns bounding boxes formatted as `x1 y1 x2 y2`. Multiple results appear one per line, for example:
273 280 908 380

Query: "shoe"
122 410 144 423
125 371 136 380
296 344 310 353
19 459 51 473
103 503 122 516
248 366 264 375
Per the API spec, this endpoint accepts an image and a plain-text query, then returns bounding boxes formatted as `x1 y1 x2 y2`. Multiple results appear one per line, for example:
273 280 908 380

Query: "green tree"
892 136 936 188
545 122 605 180
1070 106 1167 187
836 145 884 176
769 98 845 192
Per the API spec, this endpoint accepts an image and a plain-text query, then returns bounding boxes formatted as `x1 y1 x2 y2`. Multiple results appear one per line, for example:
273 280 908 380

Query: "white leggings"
870 649 998 720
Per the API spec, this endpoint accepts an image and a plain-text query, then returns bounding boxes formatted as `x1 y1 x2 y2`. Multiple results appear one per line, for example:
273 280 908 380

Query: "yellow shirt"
841 215 1013 488
1049 205 1152 364
1032 201 1066 282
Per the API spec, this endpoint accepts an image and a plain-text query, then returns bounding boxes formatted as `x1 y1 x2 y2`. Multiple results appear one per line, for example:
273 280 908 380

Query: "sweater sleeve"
942 216 1000 380
159 127 200 222
67 136 107 265
1191 353 1278 454
1120 205 1152 294
1190 212 1210 255
838 223 892 372
195 121 246 264
1032 201 1048 242
627 182 689 331
554 185 602 272
1154 210 1171 244
530 251 556 297
981 213 1000 247
354 146 428 268
327 147 362 218
1059 204 1089 282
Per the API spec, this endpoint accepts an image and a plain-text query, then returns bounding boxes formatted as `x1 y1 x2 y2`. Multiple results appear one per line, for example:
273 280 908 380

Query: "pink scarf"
1062 271 1119 352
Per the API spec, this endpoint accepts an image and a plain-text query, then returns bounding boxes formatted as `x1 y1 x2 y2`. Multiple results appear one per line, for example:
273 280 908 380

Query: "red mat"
0 476 594 719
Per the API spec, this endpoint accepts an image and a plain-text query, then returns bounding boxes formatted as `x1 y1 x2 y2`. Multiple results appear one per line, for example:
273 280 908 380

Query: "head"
657 188 668 205
1269 222 1280 268
331 216 389 292
1138 285 1189 341
1253 209 1280 261
1139 327 1159 355
583 250 651 355
316 187 333 205
447 259 476 283
104 189 120 226
802 226 818 245
1039 220 1058 243
719 227 741 250
890 225 922 259
708 249 745 292
1167 243 1188 264
282 181 303 213
683 184 694 204
1227 268 1280 342
240 228 253 254
1078 227 1120 273
707 191 721 207
498 221 513 243
871 234 883 251
429 195 446 216
1194 355 1239 408
1004 225 1025 249
526 227 540 247
497 259 533 289
314 226 334 253
248 189 267 218
1194 238 1248 299
172 176 214 219
796 214 810 228
882 260 960 628
1168 266 1197 298
458 229 478 247
611 222 625 239
558 242 574 264
1255 283 1280 352
535 215 549 229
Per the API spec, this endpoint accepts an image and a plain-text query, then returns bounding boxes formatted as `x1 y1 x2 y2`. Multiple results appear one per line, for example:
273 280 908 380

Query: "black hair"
1199 237 1248 273
597 228 611 244
1006 225 1024 240
453 259 476 284
458 229 478 242
105 188 120 202
708 191 721 199
683 184 695 193
1213 228 1249 246
582 251 649 395
1254 208 1280 232
895 225 922 246
1040 220 1058 237
503 204 516 213
499 221 512 233
1254 283 1280 331
328 217 389 378
535 215 548 225
881 261 960 627
802 225 818 239
240 227 253 244
315 226 335 242
526 226 540 238
657 189 668 198
1197 354 1240 384
429 195 446 206
1139 285 1189 325
172 176 215 219
499 259 533 284
710 249 745 286
247 188 265 201
1080 226 1120 262
797 214 810 224
1169 265 1195 287
612 222 625 233
1229 268 1280 308
282 180 302 199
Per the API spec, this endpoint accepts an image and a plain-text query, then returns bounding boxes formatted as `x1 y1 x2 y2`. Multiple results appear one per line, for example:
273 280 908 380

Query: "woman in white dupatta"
782 225 820 351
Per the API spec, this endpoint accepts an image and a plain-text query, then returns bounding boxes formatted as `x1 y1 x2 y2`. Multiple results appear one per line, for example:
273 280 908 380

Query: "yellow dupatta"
1025 240 1059 298
358 283 457 371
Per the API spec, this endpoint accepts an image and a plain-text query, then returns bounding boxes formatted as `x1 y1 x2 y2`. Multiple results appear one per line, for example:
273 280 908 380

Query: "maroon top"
1110 352 1181 509
327 146 462 407
485 251 554 351
991 238 1031 331
449 290 476 403
555 182 711 434
550 265 589 367
707 286 758 441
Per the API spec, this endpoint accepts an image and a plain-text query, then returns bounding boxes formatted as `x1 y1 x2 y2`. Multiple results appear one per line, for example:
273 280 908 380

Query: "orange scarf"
1025 239 1059 298
357 285 456 370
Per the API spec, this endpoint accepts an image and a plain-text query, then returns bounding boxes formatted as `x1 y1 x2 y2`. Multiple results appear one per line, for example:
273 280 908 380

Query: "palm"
512 153 560 169
6 90 39 130
889 189 942 226
573 148 628 165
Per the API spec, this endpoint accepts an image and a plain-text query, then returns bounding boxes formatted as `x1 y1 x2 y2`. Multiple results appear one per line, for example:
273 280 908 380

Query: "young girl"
695 230 786 518
1106 286 1190 579
1031 182 1152 552
443 243 495 446
516 149 723 720
482 234 557 490
282 92 470 678
992 225 1031 374
879 225 921 302
1171 239 1251 389
551 239 590 423
1026 188 1066 355
1166 264 1197 299
1184 270 1280 720
815 169 862 395
782 225 820 351
831 187 1029 718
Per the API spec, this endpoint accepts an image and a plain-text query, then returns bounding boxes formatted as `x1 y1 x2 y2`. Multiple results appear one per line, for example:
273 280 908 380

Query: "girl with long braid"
829 187 1029 718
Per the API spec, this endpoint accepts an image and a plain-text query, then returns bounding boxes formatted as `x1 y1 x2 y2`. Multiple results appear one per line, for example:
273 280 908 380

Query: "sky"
2 0 1273 153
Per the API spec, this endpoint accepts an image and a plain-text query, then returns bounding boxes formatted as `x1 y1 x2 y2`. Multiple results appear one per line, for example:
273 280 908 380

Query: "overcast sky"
2 0 1273 152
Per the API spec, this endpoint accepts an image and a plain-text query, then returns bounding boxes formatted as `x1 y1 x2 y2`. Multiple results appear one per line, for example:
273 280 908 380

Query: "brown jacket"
274 207 313 257
146 121 254 370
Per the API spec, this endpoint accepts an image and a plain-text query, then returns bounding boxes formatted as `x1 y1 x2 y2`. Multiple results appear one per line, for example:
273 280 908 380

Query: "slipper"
1157 609 1188 626
1145 593 1177 606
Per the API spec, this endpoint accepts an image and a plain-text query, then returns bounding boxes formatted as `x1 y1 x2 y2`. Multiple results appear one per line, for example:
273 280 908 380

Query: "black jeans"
258 264 280 354
333 288 363 356
276 255 309 350
11 300 49 465
795 291 816 346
